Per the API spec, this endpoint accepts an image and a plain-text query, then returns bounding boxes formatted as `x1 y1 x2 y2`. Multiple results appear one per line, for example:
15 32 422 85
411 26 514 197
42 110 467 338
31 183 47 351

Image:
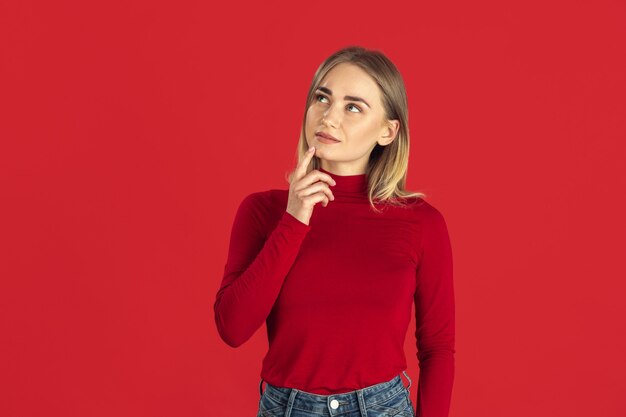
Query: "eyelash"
315 93 362 113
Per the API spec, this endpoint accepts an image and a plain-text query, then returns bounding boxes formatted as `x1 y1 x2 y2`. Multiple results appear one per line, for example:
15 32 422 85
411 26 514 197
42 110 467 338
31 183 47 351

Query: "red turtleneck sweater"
214 167 455 417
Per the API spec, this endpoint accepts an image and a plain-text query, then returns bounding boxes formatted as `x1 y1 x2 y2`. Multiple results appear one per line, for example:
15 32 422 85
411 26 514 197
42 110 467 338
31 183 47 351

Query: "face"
305 62 399 175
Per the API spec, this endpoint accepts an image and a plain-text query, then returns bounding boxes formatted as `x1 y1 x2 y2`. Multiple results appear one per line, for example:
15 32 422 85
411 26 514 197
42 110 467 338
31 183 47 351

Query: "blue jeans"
257 371 415 417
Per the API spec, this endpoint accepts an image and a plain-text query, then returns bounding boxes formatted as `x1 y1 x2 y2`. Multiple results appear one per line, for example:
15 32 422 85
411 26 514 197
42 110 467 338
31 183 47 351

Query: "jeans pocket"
257 392 286 417
367 389 412 417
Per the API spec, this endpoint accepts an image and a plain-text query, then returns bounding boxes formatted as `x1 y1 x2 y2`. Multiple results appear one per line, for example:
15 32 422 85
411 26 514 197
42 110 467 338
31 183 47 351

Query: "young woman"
214 46 455 417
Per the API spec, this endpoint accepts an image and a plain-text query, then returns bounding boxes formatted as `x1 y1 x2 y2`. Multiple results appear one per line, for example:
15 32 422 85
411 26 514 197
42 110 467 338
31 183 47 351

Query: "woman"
214 46 455 417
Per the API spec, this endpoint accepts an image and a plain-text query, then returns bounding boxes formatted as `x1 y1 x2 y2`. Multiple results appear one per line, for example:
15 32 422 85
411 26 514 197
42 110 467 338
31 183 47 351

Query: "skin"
286 63 400 225
305 62 400 175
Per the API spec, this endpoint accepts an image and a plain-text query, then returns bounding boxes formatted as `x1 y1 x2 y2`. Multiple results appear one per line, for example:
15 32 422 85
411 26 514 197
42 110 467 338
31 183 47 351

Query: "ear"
378 119 400 146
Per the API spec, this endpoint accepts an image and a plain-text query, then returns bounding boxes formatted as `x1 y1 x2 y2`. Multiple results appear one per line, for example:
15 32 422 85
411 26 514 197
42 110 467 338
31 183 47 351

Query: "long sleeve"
214 192 311 348
414 205 455 417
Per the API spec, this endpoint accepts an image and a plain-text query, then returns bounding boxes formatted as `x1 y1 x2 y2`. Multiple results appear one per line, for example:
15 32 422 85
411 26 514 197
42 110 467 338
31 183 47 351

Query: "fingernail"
308 146 315 152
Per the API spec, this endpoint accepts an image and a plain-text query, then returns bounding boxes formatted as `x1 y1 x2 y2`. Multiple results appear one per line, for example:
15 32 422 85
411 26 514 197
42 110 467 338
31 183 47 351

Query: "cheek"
307 105 319 116
305 107 319 124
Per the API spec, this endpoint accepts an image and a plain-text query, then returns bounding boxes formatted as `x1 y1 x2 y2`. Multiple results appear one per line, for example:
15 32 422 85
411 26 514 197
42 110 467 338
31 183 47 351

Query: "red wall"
1 1 625 416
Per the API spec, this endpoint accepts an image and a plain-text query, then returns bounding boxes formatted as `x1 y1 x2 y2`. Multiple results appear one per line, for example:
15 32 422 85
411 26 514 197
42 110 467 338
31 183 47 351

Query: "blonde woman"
214 46 455 417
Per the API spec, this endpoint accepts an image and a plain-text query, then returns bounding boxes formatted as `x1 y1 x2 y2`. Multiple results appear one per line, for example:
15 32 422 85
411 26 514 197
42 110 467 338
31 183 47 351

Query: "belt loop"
286 389 298 417
259 378 265 397
356 387 368 417
402 370 412 392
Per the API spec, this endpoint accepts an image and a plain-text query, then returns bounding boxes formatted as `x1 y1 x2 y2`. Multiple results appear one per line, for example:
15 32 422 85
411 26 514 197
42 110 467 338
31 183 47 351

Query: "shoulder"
407 197 450 235
406 196 445 218
237 189 277 216
236 189 288 222
242 188 288 208
239 189 272 207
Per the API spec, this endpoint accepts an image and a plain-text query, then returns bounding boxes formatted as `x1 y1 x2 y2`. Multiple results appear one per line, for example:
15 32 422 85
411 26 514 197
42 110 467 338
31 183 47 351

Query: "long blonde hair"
286 45 426 214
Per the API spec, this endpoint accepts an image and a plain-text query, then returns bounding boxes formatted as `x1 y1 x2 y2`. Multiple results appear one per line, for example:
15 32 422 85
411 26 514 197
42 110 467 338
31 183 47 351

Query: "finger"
314 183 335 201
296 181 334 201
295 170 336 193
303 192 329 207
295 146 316 180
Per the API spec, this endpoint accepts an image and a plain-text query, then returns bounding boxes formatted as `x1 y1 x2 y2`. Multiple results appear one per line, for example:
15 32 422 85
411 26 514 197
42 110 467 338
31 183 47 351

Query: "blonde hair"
286 45 426 214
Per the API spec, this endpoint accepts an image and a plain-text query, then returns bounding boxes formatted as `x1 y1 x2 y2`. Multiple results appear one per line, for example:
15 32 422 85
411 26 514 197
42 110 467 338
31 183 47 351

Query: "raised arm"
213 192 310 347
214 146 336 347
413 205 456 417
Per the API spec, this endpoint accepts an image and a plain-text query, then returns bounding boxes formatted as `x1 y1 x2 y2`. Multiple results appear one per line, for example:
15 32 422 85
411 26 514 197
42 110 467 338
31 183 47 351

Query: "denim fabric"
256 371 415 417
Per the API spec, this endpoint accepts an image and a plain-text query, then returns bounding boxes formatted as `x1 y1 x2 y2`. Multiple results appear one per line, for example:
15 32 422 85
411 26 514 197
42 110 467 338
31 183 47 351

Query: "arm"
213 192 311 347
414 205 456 417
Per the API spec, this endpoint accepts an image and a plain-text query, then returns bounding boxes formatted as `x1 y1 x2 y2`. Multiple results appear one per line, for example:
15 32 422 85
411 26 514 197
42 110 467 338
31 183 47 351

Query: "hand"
286 146 336 225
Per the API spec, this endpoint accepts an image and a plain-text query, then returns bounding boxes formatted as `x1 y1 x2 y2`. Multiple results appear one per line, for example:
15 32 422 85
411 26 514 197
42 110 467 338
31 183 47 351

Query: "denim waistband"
258 371 412 415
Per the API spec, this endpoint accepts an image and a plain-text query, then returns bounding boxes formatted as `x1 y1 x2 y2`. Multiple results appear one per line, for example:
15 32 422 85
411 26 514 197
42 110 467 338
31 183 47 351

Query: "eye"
346 103 362 113
315 94 362 113
315 93 329 104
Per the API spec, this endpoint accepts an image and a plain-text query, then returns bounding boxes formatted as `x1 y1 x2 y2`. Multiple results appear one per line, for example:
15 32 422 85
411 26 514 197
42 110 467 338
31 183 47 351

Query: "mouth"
315 132 340 142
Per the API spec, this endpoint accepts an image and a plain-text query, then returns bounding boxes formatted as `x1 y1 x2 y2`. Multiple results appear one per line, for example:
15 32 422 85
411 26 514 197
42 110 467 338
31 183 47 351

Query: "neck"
319 167 368 197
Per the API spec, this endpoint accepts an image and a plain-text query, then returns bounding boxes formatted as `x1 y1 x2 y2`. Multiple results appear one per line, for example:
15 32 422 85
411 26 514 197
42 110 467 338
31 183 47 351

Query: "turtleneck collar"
319 167 368 197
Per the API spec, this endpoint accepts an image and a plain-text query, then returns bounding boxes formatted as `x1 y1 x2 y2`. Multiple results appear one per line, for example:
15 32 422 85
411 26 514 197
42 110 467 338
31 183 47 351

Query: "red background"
1 1 625 416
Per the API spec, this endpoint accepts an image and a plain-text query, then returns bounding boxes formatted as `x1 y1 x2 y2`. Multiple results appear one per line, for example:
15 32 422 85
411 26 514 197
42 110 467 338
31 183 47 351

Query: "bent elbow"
219 330 246 348
213 307 250 348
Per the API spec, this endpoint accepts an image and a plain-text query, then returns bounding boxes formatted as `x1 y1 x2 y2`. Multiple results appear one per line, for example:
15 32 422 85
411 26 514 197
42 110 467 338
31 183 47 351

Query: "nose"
321 107 339 128
321 117 336 129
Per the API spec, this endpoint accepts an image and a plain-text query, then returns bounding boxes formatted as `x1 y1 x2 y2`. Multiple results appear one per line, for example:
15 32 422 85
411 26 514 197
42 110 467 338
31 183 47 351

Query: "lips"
315 132 340 142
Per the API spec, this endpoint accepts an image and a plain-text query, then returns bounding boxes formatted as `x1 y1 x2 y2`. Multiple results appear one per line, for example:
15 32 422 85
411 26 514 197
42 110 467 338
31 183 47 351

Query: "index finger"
295 145 316 180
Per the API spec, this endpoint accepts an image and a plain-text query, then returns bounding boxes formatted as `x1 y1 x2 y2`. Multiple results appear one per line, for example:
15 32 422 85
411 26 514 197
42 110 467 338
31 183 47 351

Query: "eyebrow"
315 86 371 109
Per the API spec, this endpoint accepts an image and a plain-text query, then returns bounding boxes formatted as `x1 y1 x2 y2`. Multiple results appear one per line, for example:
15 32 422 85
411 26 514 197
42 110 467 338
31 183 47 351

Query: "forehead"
318 63 381 102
